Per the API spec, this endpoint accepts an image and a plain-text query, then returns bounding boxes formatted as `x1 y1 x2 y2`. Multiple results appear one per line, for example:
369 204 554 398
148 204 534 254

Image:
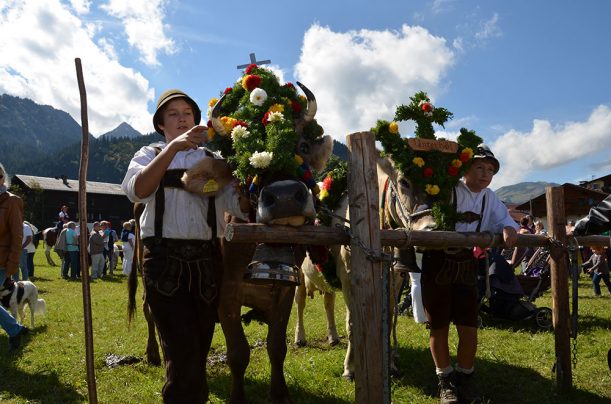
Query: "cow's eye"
399 178 410 190
299 142 310 154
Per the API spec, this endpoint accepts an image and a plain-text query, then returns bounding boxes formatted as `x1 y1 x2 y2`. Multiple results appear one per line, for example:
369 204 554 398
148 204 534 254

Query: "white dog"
0 280 46 327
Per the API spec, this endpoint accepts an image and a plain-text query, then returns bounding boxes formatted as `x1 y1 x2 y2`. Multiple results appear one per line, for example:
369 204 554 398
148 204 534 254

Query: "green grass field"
0 246 609 403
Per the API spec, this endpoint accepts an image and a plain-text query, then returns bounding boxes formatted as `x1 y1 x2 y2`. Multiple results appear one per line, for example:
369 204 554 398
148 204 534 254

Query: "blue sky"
1 0 610 189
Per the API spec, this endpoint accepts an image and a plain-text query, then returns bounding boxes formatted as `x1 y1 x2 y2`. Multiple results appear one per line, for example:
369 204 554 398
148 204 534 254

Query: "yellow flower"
389 121 399 134
319 189 329 200
412 157 425 167
451 159 462 168
268 103 285 113
294 154 304 165
220 116 236 135
425 184 440 195
208 97 218 108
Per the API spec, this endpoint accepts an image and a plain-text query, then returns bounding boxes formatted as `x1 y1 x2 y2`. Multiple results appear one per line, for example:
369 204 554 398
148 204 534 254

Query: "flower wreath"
205 64 324 195
373 91 483 230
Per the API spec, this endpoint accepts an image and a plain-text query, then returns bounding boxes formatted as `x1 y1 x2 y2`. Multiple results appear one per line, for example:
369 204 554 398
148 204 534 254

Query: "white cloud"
475 13 502 42
0 0 155 135
295 24 455 143
100 0 175 66
68 0 91 15
491 105 611 188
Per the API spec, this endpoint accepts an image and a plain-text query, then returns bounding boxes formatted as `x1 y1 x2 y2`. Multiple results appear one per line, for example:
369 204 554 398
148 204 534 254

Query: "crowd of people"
51 213 136 280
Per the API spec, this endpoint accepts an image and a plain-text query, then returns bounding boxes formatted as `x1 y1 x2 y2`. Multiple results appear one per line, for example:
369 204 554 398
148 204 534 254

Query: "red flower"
447 166 459 176
261 111 271 126
302 170 313 182
423 167 433 177
421 102 433 113
322 175 333 191
459 151 471 163
284 82 295 89
243 74 262 91
233 120 248 128
291 100 302 113
223 87 233 95
245 64 257 74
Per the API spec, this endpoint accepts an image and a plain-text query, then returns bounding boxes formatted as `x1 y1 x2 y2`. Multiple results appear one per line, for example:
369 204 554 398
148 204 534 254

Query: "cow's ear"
308 135 333 172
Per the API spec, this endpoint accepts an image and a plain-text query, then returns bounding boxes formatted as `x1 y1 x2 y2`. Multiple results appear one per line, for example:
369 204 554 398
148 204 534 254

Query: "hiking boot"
8 326 29 352
438 372 459 404
455 371 481 403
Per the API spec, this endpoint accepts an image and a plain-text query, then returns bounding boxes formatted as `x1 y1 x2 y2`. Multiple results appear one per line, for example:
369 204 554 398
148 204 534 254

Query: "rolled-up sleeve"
215 184 248 237
490 192 519 232
122 146 158 204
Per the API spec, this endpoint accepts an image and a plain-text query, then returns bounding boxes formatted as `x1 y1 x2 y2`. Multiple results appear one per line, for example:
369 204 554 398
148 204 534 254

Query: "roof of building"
515 183 609 217
12 174 125 196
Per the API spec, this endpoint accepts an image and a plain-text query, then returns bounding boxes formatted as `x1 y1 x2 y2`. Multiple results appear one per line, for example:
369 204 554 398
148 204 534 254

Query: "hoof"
342 372 354 382
329 338 340 346
294 340 306 348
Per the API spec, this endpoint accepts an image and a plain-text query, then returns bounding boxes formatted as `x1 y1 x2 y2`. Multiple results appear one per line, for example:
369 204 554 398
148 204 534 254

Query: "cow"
41 227 58 266
296 154 435 380
128 67 333 403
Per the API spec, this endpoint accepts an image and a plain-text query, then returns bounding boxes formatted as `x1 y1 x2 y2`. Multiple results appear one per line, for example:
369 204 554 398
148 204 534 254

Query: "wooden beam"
225 223 609 248
546 186 572 391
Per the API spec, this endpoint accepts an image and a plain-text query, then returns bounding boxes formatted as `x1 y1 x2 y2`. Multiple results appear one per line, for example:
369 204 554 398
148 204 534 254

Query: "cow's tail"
128 203 145 326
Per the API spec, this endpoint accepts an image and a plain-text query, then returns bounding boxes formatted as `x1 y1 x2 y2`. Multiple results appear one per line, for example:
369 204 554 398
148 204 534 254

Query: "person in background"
89 222 105 280
23 220 38 279
120 221 135 276
421 145 518 404
62 221 80 280
582 245 611 296
101 221 118 275
56 205 69 233
14 221 32 281
534 220 547 236
0 162 29 350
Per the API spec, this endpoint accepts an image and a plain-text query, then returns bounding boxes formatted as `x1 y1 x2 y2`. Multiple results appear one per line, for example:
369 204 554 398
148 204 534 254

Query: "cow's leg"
293 281 307 346
219 298 250 404
267 288 295 404
338 245 355 380
143 302 161 366
45 244 56 266
323 291 340 345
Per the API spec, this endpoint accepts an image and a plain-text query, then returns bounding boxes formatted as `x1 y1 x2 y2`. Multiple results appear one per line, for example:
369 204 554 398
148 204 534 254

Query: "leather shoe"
8 326 29 352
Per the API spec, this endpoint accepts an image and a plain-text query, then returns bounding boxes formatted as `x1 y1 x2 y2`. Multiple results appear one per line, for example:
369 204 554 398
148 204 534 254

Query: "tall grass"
0 246 609 403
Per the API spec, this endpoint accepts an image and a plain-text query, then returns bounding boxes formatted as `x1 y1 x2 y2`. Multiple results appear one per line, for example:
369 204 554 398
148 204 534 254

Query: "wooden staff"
75 58 98 403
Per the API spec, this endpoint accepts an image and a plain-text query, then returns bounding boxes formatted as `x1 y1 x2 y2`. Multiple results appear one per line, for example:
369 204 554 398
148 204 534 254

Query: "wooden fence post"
546 186 572 391
347 132 389 403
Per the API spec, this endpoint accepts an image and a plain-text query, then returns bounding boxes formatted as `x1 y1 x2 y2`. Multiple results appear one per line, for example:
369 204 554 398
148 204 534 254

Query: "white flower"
250 88 267 106
267 111 284 123
231 125 250 141
249 151 273 169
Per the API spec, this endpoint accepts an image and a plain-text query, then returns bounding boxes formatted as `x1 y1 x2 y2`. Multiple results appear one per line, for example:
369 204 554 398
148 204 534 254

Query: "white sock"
436 365 454 376
455 365 474 374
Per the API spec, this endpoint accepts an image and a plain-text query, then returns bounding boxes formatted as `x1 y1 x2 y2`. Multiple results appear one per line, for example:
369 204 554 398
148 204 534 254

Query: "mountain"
100 122 142 139
495 181 561 204
0 94 84 173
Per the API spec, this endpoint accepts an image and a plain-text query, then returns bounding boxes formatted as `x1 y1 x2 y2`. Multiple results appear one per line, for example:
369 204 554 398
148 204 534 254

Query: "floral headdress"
206 64 324 194
373 91 483 230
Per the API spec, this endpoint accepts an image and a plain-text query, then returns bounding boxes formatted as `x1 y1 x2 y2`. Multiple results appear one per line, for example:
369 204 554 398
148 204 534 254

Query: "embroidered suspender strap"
153 147 164 241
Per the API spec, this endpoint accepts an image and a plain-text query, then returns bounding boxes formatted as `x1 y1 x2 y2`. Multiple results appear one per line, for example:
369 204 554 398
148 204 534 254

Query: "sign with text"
407 138 459 153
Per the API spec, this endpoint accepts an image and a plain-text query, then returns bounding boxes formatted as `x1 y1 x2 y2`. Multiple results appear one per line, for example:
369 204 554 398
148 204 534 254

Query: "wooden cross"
237 53 271 69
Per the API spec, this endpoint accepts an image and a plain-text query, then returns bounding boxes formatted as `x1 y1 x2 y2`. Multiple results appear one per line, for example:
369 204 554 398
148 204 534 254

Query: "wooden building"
10 174 133 229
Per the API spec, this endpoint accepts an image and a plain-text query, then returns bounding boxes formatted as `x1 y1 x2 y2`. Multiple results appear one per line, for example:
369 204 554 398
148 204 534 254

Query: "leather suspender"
152 147 216 241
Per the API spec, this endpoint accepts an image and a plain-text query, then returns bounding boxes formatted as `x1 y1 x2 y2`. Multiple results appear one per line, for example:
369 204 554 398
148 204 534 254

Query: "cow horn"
296 81 317 122
210 94 227 136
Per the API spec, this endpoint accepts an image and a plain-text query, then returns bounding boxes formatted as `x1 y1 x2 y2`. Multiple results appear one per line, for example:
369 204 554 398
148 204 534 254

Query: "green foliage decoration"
206 64 324 186
373 92 483 230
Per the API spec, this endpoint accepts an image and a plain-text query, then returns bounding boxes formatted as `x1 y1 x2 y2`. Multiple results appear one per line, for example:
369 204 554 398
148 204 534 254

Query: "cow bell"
246 243 300 286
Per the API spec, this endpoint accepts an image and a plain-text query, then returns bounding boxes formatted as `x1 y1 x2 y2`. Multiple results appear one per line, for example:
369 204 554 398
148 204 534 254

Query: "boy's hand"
502 226 518 248
169 125 208 152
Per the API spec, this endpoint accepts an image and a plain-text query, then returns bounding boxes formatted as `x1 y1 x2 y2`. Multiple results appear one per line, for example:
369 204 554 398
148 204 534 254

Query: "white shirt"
454 181 518 233
22 223 33 250
24 223 38 253
122 142 247 240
